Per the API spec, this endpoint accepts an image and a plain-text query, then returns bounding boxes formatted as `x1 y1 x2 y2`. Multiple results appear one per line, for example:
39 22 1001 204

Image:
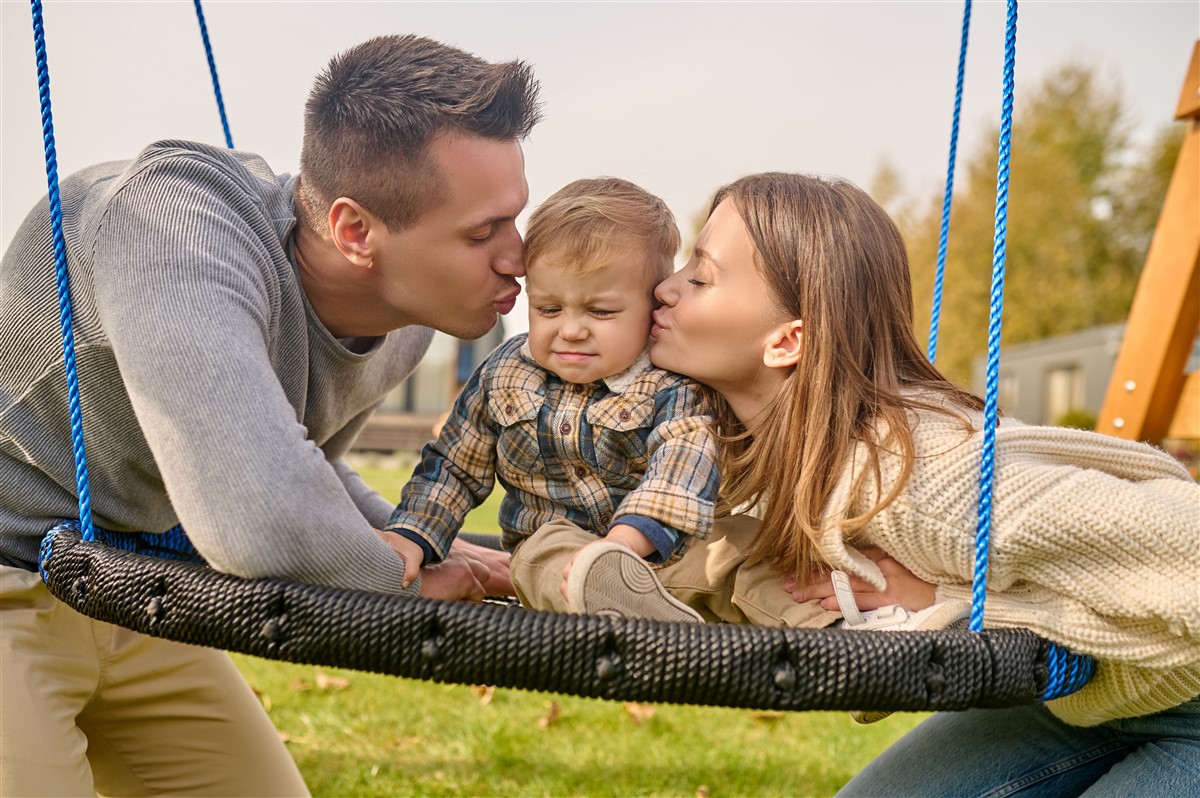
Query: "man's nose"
493 228 525 277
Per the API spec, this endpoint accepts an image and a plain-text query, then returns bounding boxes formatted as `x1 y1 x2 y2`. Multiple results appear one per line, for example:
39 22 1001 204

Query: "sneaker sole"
566 541 703 623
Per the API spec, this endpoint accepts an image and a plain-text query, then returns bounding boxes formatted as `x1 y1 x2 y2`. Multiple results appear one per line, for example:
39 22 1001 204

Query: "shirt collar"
517 339 654 395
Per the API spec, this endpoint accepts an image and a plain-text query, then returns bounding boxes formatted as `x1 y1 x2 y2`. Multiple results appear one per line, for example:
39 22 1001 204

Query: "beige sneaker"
565 541 703 623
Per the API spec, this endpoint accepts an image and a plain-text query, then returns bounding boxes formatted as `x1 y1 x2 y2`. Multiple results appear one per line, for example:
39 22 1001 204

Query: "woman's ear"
763 319 803 369
329 198 376 269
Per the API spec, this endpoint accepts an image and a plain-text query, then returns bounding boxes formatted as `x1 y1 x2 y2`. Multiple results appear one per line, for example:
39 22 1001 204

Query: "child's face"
525 252 656 384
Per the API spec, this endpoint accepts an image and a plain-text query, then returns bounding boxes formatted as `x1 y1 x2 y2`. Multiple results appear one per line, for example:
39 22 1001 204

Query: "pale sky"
2 1 1196 334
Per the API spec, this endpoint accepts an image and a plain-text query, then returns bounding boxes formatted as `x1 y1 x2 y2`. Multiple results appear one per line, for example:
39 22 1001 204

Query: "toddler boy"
384 177 717 620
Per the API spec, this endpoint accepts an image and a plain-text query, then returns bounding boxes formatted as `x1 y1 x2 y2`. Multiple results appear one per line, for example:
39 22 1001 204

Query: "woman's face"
649 199 794 419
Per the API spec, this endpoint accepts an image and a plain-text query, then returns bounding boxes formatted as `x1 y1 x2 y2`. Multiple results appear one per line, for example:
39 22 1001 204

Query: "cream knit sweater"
816 408 1199 727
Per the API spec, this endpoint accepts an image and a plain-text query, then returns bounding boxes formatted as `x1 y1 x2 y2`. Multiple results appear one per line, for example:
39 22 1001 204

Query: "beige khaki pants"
0 565 310 797
510 516 839 628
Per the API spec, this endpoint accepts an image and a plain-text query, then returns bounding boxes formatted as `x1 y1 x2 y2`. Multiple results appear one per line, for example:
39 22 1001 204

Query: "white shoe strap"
831 570 866 627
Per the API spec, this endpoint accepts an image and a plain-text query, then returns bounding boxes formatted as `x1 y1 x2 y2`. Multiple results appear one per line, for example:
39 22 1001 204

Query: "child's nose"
560 319 587 339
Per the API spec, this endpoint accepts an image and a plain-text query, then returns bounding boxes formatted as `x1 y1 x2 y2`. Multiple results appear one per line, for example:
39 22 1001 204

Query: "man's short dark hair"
298 35 542 233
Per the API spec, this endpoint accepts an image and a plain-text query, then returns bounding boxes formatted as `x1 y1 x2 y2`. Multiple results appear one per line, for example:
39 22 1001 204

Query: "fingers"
449 538 515 596
559 549 581 601
374 529 426 589
419 559 486 601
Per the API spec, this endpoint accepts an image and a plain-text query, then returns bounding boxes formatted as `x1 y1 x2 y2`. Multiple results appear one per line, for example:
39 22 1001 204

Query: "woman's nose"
654 271 679 305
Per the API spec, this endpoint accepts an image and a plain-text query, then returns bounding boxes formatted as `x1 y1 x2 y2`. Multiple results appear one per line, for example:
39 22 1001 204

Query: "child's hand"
373 529 426 589
601 524 656 557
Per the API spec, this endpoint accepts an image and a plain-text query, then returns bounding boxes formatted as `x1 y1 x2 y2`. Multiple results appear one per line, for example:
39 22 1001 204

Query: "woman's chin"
649 341 683 375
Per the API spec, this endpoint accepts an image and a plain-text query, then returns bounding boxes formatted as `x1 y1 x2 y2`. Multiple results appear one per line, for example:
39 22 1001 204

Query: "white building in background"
970 323 1200 427
377 326 509 416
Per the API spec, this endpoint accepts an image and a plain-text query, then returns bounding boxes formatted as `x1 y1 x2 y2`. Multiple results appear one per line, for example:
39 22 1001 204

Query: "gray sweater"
0 140 433 595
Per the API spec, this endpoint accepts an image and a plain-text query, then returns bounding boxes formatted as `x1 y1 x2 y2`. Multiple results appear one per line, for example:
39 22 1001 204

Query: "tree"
900 62 1181 385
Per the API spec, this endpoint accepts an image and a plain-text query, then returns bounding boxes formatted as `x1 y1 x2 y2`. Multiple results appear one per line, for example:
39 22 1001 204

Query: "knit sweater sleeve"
88 149 416 595
819 415 1200 725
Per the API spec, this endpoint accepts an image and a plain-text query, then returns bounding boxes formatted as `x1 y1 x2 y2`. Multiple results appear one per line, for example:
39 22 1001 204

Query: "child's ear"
329 197 376 269
763 319 803 369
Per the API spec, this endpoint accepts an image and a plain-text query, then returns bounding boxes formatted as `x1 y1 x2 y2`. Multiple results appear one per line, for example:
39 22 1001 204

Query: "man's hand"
375 530 514 601
419 550 489 601
449 537 514 597
783 547 937 611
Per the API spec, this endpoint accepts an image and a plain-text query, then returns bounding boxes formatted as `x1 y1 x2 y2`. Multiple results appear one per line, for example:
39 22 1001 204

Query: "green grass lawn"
230 456 926 797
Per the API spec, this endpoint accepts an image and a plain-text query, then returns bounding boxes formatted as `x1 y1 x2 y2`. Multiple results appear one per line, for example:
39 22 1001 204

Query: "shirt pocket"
586 395 654 486
487 388 544 475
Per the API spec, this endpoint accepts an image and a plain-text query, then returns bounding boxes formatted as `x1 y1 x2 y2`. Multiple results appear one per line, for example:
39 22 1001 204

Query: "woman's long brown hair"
706 173 983 583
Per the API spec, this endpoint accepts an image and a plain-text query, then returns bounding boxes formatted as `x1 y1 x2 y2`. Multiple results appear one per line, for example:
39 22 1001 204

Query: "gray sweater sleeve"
331 458 397 529
88 150 417 595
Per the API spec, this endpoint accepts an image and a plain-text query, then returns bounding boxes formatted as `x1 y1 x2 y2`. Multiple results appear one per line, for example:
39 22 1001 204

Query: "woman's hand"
784 547 937 611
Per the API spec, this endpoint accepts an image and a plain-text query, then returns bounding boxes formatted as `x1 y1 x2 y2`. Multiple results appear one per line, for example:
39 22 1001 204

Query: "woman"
647 172 1199 796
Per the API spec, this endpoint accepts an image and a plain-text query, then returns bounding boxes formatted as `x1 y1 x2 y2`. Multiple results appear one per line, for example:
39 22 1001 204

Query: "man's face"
525 253 656 384
371 133 529 339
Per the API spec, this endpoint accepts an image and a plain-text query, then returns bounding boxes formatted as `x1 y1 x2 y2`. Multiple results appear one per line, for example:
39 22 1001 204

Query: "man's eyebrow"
464 213 514 230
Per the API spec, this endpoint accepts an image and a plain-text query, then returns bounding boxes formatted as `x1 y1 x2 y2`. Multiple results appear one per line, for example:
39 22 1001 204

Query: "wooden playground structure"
1097 40 1200 444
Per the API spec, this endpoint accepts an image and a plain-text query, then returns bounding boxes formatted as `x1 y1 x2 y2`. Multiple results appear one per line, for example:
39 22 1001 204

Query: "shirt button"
618 410 631 422
505 405 514 415
574 466 586 478
559 422 571 434
572 384 584 394
599 514 611 526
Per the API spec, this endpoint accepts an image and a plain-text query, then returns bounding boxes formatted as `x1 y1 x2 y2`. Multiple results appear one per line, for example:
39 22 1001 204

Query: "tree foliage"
897 63 1182 384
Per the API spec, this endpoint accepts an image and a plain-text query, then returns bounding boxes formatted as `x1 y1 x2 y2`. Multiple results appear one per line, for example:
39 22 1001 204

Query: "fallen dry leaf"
315 671 350 691
537 700 561 728
288 677 311 693
623 702 656 725
696 786 710 798
750 711 786 723
470 685 496 706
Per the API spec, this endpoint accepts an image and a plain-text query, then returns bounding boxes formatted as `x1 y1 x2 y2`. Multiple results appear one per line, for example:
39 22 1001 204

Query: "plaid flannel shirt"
385 334 719 562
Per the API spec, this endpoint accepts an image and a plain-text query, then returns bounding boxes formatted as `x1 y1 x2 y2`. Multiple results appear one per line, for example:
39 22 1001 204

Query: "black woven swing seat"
38 522 1094 713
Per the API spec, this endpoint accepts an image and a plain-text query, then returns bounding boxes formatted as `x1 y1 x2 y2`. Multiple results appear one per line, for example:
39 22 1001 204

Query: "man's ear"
329 197 376 269
763 319 803 369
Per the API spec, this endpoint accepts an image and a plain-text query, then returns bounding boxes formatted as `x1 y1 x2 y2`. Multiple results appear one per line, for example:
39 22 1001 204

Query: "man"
0 35 540 795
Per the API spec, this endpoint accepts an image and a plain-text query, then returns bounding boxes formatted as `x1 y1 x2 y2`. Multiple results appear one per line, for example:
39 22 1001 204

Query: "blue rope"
927 0 973 364
30 0 95 543
193 0 234 149
971 0 1018 634
40 520 204 584
1041 642 1097 701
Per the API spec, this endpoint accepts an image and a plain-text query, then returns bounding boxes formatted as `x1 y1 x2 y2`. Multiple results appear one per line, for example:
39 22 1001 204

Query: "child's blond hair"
524 177 680 283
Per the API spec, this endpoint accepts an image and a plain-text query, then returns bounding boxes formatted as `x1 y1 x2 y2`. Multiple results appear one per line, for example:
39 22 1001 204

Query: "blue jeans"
837 697 1200 797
